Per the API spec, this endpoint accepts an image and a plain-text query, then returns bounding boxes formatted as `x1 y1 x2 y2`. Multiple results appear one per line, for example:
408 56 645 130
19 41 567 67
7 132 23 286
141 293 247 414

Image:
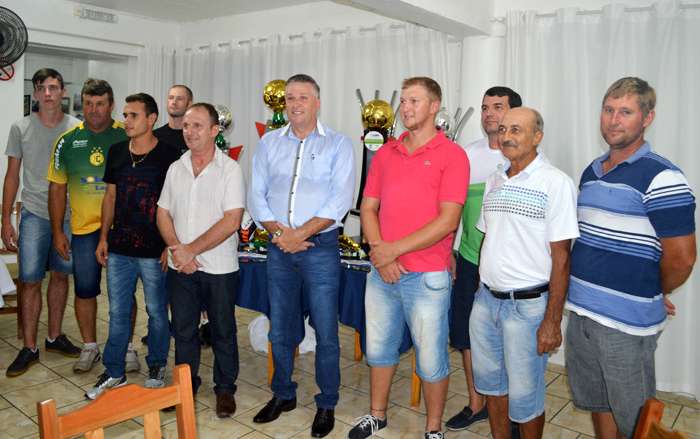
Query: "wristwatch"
272 229 282 237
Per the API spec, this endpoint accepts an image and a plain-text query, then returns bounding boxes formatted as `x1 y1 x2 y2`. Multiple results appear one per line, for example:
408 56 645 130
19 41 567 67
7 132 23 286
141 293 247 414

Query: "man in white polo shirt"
157 103 246 419
469 107 579 439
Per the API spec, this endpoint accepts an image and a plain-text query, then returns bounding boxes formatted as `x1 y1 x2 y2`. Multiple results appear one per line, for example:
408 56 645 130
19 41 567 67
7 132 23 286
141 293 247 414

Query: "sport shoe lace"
94 373 111 387
147 363 163 380
78 347 98 361
352 414 381 436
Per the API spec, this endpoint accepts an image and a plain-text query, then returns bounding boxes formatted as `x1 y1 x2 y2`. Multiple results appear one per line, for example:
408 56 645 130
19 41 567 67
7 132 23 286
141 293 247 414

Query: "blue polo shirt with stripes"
566 142 696 336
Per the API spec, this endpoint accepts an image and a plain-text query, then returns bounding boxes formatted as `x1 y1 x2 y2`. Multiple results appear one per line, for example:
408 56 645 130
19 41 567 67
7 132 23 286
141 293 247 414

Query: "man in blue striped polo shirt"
565 77 696 439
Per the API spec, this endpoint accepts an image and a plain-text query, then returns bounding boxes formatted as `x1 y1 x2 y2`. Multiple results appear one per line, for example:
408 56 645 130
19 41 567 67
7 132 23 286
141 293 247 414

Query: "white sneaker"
144 362 166 388
73 346 101 373
125 347 141 373
85 374 126 399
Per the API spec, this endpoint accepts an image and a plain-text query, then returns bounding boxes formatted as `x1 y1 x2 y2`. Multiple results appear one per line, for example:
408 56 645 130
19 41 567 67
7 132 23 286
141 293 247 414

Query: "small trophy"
435 106 474 142
214 105 233 150
263 79 288 130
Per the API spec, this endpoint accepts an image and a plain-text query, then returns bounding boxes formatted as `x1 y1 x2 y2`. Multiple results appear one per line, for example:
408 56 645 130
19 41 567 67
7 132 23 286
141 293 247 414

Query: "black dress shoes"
253 397 297 423
311 408 335 438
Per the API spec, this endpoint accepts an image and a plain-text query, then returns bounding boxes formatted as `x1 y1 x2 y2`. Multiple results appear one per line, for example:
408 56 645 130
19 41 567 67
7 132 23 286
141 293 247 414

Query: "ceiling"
76 0 327 23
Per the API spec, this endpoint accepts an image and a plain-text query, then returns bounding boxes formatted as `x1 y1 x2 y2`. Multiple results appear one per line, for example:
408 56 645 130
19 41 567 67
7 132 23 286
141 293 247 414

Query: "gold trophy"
263 79 288 130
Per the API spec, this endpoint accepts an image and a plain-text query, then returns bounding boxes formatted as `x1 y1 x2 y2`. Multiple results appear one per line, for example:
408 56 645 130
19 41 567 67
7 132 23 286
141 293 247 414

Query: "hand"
1 221 17 252
450 252 457 285
536 317 562 356
377 260 409 283
169 243 197 271
159 247 169 272
368 240 398 268
664 295 676 316
272 223 313 253
53 232 72 261
180 259 202 275
95 239 109 267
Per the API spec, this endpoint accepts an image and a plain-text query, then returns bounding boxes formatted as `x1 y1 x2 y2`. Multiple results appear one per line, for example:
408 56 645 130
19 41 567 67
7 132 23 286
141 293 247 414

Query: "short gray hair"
286 74 320 98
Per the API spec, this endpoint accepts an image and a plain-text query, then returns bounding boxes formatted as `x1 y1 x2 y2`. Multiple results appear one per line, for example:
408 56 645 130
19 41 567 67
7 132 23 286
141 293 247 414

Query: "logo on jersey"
81 176 103 184
53 138 65 169
72 140 88 148
90 147 104 166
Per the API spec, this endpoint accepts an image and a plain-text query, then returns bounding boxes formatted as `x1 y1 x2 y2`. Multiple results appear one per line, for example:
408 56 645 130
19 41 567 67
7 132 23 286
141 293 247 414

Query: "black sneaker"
6 347 39 377
445 406 488 430
45 334 81 358
347 414 387 439
141 335 148 345
199 322 212 347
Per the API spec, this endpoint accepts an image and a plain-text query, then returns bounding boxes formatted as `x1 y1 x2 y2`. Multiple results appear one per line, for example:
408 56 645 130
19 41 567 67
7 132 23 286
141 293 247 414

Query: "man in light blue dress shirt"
248 74 356 438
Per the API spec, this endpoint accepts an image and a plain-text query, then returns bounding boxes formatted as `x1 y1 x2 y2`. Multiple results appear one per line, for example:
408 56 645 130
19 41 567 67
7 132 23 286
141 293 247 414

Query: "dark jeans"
168 269 239 395
267 230 341 409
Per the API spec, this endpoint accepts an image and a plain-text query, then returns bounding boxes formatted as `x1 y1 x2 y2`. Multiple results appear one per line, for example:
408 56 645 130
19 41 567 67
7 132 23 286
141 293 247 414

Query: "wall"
178 1 399 45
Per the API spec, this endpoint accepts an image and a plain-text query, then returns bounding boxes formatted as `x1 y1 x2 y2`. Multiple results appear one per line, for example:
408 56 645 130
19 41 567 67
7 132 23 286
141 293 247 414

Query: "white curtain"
136 43 176 128
174 22 452 187
505 0 700 398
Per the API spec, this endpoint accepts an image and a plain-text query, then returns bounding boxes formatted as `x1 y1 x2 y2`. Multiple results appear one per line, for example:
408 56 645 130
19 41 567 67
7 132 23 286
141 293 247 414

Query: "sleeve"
102 143 119 184
5 122 22 159
644 169 696 238
157 163 174 211
223 161 247 212
438 145 470 204
313 134 356 221
545 173 581 242
362 145 386 199
475 174 495 233
246 136 276 227
46 133 69 184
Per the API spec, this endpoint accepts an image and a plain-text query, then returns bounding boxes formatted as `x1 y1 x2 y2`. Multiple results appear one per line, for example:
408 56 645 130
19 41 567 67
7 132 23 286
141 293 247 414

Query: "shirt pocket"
310 155 332 183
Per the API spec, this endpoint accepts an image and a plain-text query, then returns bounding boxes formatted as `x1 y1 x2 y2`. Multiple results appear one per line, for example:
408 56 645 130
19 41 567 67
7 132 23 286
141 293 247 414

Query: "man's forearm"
188 208 244 256
260 221 278 234
157 208 180 247
390 203 462 258
659 234 697 295
296 217 335 240
359 202 382 243
48 182 68 233
99 187 116 242
2 174 19 222
544 240 572 323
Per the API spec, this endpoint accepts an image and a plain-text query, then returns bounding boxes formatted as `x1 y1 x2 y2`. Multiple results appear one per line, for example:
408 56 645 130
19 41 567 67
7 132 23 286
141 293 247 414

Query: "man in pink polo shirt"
351 77 469 439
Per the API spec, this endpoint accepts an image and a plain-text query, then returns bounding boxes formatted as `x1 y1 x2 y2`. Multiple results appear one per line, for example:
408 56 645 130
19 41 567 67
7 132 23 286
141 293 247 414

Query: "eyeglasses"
36 85 61 92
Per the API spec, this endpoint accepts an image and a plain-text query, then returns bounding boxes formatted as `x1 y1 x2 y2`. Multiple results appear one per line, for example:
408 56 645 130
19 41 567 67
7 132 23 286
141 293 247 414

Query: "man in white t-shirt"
446 87 521 430
470 108 579 439
3 68 81 377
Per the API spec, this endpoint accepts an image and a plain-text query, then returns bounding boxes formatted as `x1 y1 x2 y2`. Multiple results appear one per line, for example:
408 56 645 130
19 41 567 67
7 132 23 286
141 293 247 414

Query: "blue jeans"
267 230 341 409
469 283 549 423
71 230 103 299
18 207 72 282
102 253 169 378
364 268 452 382
169 269 239 396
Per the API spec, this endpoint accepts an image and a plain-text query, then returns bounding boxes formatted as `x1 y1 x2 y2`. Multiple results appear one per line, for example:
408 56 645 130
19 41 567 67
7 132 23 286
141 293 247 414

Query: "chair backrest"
37 364 197 439
634 397 691 439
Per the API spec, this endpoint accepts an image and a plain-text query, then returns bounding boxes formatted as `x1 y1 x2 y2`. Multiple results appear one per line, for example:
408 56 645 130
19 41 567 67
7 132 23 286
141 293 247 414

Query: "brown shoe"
216 393 236 418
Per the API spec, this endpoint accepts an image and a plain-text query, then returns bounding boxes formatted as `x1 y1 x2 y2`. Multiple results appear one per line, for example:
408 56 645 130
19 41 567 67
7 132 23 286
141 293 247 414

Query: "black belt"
484 283 549 300
304 233 322 241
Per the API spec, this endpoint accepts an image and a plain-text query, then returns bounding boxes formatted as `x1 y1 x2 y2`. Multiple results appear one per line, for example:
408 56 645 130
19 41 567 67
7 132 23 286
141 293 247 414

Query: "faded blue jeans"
267 229 341 409
102 253 169 379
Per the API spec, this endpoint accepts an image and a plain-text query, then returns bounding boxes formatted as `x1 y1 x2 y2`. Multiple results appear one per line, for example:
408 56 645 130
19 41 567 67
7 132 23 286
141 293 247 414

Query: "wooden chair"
0 202 22 339
37 364 197 439
633 397 691 439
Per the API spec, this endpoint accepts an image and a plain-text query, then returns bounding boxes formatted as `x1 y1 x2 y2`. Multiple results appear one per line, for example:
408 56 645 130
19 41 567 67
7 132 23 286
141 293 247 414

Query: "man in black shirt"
86 93 181 399
153 85 193 154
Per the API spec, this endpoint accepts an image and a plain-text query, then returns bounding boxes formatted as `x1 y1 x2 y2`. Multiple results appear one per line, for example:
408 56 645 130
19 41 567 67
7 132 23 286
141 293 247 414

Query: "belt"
304 233 323 241
484 283 549 300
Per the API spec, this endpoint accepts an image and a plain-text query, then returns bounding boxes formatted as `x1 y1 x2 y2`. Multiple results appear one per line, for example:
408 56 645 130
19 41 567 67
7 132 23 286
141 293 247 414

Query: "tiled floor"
1 272 699 439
